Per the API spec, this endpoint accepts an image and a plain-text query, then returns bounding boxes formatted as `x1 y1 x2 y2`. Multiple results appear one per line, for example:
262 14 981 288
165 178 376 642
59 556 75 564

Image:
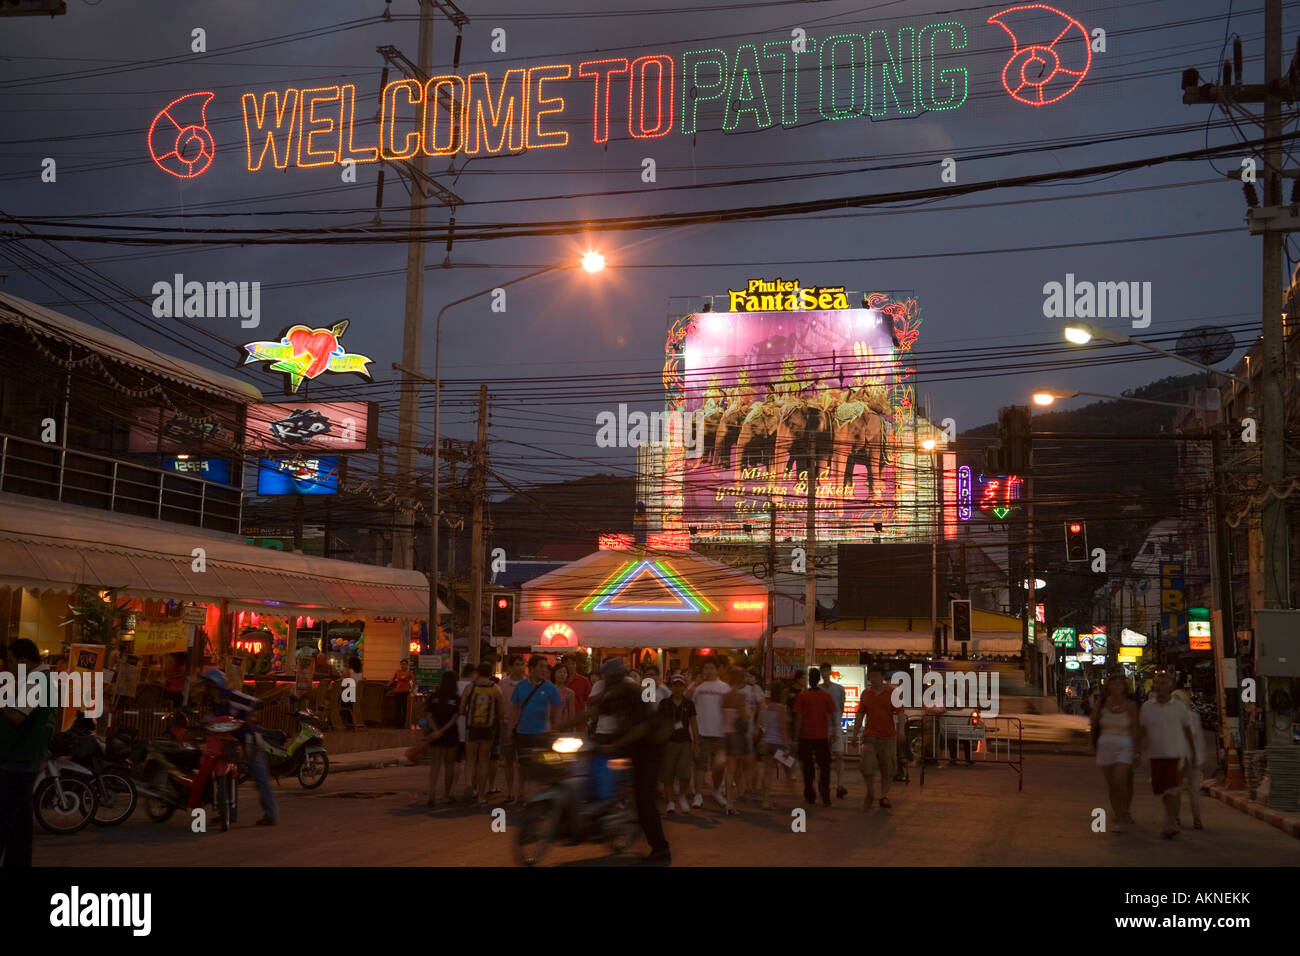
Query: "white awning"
514 618 787 650
0 493 445 619
773 628 1021 654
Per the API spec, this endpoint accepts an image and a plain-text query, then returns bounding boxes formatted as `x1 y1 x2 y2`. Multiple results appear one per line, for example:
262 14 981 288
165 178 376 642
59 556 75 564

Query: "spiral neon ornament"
149 92 217 178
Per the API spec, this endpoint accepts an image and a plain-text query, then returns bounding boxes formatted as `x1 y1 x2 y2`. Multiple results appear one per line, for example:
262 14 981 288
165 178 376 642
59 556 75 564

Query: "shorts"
725 732 748 757
1149 757 1183 796
830 725 845 756
759 739 786 758
661 740 694 786
859 736 896 780
694 735 724 771
1096 734 1134 767
515 733 547 758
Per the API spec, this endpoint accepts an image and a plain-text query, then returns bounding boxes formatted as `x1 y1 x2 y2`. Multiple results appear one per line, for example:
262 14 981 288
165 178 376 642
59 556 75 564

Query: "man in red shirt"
792 667 835 807
563 653 592 715
853 668 902 809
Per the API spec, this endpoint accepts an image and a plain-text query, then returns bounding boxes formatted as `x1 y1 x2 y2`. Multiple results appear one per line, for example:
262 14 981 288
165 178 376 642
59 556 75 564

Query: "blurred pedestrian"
686 659 730 809
659 674 696 814
1138 672 1198 839
388 658 415 728
0 640 56 866
853 669 901 809
758 681 795 810
461 663 503 806
720 667 750 815
552 661 577 725
819 662 848 798
1090 673 1137 831
793 667 834 807
563 653 591 715
424 672 462 807
510 656 562 802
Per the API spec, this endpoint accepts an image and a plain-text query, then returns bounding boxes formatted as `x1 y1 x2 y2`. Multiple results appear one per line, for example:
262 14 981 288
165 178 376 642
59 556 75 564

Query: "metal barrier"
915 713 1023 792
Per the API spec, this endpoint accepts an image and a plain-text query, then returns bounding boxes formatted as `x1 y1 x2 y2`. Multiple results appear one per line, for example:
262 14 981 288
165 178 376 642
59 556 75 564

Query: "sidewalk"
1205 782 1300 840
332 747 416 773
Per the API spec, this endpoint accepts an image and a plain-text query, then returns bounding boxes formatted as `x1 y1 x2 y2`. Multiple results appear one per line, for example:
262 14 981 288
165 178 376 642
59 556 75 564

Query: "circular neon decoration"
148 92 217 179
540 623 576 647
988 5 1091 107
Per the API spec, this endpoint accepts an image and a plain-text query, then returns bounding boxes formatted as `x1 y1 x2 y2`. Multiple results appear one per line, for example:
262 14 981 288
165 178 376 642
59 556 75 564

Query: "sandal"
1160 827 1179 839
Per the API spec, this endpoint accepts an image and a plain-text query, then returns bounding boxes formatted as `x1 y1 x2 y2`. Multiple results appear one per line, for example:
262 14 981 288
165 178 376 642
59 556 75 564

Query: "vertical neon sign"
957 464 972 521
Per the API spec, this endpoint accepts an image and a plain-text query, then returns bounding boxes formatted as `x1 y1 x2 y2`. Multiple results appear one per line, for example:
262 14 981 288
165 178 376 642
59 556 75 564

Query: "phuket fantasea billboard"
658 284 939 544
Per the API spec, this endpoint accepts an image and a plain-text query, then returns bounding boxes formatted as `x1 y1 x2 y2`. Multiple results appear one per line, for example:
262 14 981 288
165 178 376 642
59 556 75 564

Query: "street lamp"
393 251 607 664
1061 323 1250 387
1032 388 1195 410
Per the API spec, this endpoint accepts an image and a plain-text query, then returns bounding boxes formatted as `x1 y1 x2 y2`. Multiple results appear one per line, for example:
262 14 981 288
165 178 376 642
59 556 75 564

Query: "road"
33 754 1300 867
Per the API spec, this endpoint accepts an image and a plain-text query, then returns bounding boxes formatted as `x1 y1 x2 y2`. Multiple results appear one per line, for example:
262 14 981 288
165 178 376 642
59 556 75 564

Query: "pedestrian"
342 655 363 729
388 658 415 728
461 663 503 806
0 639 56 867
564 653 592 715
792 667 834 807
819 662 848 798
163 652 187 707
1178 680 1206 831
659 674 696 814
739 669 765 800
551 661 577 725
1090 673 1138 831
642 664 671 703
510 656 563 802
853 669 901 809
720 667 750 815
496 655 527 802
1138 672 1199 839
685 659 731 809
454 663 476 796
588 659 672 865
422 672 462 807
758 681 795 810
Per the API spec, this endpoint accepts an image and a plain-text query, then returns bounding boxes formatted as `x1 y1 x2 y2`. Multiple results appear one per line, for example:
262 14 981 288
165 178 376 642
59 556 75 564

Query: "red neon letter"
988 4 1091 106
464 69 527 155
242 89 300 171
422 75 466 157
527 64 570 149
339 84 379 163
628 54 673 138
578 58 629 144
297 86 342 167
380 78 423 160
149 91 216 179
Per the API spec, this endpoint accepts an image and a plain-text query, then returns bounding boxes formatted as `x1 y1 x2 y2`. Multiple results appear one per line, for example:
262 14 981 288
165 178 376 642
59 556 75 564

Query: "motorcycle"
515 734 638 866
112 710 243 832
239 709 329 790
31 735 97 835
63 716 137 827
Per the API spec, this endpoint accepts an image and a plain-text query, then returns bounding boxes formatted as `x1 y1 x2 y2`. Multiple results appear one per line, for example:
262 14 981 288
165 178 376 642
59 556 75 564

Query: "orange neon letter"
422 74 466 157
380 78 423 160
339 84 379 163
464 69 527 155
297 86 342 167
526 64 570 149
242 89 300 171
578 58 629 144
629 55 674 138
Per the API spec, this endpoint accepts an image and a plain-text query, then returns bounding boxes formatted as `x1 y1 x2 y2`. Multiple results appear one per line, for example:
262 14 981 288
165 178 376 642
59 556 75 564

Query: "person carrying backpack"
460 663 503 806
0 640 57 867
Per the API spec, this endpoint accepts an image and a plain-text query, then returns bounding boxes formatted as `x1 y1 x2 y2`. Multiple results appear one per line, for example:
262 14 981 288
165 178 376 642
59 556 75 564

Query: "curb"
1205 783 1300 839
332 757 409 774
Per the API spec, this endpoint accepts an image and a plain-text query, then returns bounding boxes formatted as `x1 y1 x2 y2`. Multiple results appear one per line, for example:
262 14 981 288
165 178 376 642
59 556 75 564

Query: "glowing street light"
1032 390 1079 406
581 250 606 273
921 438 937 451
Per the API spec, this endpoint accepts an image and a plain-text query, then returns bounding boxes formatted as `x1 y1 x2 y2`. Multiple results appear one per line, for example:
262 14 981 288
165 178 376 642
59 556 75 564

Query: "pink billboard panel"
128 406 240 454
243 401 375 453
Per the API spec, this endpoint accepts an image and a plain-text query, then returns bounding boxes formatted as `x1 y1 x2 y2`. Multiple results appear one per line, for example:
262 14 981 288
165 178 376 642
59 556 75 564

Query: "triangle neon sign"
992 506 1011 520
577 560 718 614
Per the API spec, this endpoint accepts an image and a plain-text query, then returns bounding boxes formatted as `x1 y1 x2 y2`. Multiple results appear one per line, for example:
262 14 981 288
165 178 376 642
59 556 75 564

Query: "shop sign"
540 623 577 647
726 279 849 313
182 604 207 625
1159 562 1185 643
242 320 373 394
1116 646 1143 663
244 401 376 452
161 457 231 484
256 456 341 495
1188 607 1212 652
1120 628 1147 647
1051 627 1076 647
132 618 189 655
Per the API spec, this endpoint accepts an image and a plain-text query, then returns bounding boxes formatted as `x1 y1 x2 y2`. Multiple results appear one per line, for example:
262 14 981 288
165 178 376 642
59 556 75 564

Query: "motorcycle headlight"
552 737 583 754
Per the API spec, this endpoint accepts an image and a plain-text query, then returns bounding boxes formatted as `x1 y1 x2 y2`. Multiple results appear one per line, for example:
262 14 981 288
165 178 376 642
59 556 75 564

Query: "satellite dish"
1175 326 1234 367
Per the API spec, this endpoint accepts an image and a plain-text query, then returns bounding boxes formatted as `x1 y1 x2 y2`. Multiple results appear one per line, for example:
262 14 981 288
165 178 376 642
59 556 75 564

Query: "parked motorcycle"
239 709 329 790
31 737 97 835
63 717 137 827
515 734 637 866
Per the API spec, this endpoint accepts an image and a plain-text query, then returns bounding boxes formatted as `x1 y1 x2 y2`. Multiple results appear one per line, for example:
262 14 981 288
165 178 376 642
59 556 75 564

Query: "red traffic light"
1069 522 1082 534
496 597 508 609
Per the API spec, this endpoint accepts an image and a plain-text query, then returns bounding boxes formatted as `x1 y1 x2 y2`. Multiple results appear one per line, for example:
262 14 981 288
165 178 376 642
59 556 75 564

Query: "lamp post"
922 437 939 654
391 251 605 662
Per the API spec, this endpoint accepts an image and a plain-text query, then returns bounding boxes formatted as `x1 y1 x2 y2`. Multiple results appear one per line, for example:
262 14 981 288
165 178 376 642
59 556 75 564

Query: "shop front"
512 547 784 674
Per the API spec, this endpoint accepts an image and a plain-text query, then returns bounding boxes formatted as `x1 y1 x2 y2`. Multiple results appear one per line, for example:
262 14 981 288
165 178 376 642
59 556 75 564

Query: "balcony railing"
0 432 242 533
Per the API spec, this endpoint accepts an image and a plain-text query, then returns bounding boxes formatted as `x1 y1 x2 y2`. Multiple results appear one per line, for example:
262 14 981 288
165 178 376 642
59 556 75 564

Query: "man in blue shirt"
0 640 57 867
510 656 562 802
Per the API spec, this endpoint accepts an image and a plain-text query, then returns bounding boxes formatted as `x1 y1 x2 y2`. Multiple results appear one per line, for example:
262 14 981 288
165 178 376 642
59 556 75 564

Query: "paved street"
34 754 1300 867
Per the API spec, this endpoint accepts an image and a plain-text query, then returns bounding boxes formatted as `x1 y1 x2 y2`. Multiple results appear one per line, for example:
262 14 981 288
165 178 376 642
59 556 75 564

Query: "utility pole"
392 0 436 571
804 461 816 674
766 496 776 684
468 385 489 666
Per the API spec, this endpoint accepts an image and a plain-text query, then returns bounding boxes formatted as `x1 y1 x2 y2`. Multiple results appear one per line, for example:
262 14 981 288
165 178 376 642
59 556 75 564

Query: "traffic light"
491 593 515 638
951 599 972 646
1064 521 1088 562
997 405 1033 473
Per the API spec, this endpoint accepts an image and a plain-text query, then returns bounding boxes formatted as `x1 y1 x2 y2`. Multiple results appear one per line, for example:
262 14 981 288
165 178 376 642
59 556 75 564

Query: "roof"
0 292 263 404
514 618 773 650
0 493 445 618
773 627 1020 654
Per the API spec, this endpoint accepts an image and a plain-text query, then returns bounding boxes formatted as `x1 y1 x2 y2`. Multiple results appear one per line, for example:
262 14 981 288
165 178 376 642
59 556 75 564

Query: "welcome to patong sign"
148 4 1093 178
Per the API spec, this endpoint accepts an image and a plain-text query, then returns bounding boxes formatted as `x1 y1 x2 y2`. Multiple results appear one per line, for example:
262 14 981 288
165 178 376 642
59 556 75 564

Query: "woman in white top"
1090 673 1139 830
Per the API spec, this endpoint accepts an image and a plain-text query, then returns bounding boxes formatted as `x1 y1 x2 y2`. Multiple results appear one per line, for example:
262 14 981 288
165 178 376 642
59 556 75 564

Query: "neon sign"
152 8 1089 178
242 320 373 394
727 279 850 313
598 533 634 551
540 622 576 646
979 474 1024 520
957 464 972 521
578 559 718 614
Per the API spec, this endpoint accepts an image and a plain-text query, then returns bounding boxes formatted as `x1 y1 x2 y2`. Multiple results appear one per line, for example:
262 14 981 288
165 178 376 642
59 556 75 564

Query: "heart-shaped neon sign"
242 319 373 394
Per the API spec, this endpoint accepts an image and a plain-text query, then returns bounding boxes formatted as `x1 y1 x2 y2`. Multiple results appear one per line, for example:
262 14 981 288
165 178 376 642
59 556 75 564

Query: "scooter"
63 716 137 827
515 734 638 866
31 736 98 835
239 709 329 789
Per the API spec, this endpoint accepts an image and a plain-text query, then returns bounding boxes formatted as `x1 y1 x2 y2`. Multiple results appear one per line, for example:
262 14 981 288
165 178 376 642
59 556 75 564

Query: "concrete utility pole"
392 0 437 571
468 385 489 665
766 497 776 684
804 462 816 673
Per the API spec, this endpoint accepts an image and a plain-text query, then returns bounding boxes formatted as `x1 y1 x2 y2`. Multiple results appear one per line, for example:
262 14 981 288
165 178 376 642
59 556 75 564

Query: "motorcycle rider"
201 667 277 827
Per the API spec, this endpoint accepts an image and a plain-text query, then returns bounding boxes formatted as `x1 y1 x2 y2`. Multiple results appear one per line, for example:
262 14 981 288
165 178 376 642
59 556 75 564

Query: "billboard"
161 457 231 484
659 287 929 543
128 406 239 454
256 457 341 495
243 401 375 453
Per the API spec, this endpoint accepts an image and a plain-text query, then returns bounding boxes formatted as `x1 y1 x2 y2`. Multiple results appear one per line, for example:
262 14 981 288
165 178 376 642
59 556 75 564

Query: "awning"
514 618 788 650
0 292 264 404
773 628 1021 654
0 493 445 619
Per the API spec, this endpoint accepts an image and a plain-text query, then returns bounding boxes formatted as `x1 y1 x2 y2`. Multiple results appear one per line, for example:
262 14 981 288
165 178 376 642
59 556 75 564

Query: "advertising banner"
161 457 232 484
243 401 376 453
128 406 239 454
256 456 341 495
1160 562 1186 643
61 644 106 731
132 618 189 655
